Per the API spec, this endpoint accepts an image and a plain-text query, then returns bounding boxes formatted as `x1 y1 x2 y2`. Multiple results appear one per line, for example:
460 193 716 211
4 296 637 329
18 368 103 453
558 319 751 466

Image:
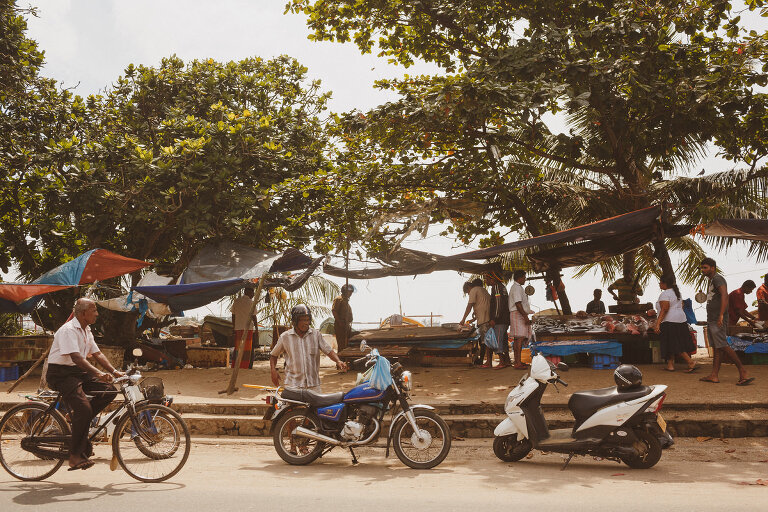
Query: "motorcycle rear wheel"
493 434 532 462
272 409 325 465
620 430 662 469
392 409 451 469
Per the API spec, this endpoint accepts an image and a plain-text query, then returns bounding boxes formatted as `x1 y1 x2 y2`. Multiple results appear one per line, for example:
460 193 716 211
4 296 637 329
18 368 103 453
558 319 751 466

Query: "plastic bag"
683 298 698 325
484 327 501 353
369 349 393 391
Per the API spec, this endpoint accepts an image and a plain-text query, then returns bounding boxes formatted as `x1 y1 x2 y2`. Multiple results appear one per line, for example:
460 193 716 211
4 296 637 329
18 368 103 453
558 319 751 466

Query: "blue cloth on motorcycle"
369 349 393 391
530 340 622 357
484 327 501 354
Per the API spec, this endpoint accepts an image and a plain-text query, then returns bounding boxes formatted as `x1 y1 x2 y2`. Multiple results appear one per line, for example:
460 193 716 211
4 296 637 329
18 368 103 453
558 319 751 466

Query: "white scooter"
493 353 672 469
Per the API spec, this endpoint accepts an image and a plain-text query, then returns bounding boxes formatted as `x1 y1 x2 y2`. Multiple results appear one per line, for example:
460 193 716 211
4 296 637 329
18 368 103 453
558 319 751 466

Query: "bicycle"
0 371 191 483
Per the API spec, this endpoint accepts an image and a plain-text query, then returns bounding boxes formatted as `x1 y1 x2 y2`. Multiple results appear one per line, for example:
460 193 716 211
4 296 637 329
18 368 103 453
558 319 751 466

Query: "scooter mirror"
132 348 143 357
557 362 569 372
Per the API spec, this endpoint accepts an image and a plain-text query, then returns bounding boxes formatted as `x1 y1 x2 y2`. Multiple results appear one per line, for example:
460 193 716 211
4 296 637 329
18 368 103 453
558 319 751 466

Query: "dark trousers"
46 364 116 459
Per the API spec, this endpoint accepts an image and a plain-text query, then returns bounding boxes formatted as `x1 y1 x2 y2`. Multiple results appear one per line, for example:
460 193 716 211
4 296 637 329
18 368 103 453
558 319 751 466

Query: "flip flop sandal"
699 377 719 383
663 368 676 372
684 365 699 373
478 364 493 368
736 377 755 386
68 460 94 471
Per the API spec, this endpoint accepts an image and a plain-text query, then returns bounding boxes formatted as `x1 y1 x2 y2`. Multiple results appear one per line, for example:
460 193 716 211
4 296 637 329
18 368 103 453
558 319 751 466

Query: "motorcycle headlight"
400 371 413 391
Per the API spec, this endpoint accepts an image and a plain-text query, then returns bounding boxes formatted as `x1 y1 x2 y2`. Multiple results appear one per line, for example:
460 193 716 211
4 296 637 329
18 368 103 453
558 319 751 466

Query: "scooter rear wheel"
620 430 662 469
493 434 532 462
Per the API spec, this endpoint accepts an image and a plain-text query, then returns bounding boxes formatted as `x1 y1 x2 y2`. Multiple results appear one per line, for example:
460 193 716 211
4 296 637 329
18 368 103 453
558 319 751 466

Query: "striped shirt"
270 327 332 389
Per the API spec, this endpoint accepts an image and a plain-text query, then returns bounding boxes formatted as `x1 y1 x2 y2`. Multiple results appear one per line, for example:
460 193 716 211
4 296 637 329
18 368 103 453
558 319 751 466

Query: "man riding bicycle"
45 298 125 471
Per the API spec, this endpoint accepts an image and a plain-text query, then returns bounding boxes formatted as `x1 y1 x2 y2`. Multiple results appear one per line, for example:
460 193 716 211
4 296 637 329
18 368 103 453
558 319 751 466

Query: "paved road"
1 438 767 511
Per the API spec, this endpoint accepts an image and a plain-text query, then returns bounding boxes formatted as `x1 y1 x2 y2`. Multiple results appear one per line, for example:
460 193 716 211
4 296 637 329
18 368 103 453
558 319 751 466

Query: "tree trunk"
652 239 675 279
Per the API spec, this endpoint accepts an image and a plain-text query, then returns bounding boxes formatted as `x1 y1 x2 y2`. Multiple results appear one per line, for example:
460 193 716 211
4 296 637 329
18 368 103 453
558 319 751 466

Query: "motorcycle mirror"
132 348 143 357
360 340 369 353
557 362 569 372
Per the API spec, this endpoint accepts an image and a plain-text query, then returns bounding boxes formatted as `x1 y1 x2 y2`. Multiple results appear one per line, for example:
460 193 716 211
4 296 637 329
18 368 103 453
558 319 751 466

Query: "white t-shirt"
48 317 100 365
231 294 255 331
656 289 686 324
508 282 532 315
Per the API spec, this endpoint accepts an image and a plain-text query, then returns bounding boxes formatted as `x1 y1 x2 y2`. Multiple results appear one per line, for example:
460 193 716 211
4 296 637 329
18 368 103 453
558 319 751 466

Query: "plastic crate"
590 354 620 370
747 353 768 365
0 364 20 382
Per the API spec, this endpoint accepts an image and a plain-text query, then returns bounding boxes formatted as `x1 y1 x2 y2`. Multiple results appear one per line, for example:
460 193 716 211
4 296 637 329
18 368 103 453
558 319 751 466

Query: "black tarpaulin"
698 219 768 242
444 207 662 260
323 248 502 279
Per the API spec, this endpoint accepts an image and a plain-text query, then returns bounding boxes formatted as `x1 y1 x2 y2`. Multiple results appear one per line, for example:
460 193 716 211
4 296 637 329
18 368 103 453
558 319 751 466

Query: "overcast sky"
23 1 768 327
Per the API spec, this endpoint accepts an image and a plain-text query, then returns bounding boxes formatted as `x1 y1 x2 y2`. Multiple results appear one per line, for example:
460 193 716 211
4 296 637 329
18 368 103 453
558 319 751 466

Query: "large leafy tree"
286 0 768 291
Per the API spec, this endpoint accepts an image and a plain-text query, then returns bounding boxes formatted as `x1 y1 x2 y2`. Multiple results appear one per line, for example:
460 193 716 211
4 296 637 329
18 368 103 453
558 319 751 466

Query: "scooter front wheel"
620 430 662 469
493 434 532 462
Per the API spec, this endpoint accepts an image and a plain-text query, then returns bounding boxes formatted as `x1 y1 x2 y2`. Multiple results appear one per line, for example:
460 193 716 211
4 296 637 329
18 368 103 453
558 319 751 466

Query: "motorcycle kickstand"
349 447 359 465
561 453 574 471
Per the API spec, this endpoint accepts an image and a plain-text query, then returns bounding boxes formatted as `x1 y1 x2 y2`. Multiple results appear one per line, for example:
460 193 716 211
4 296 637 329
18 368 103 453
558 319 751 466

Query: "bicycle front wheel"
112 403 190 482
0 402 69 481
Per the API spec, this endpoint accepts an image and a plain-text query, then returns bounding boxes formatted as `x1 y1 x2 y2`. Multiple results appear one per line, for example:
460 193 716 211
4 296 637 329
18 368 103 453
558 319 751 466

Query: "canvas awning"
0 249 151 313
696 219 768 242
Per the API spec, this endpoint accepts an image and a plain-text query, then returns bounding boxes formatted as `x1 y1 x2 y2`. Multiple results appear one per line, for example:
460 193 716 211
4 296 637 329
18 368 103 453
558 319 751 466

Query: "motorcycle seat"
281 387 345 407
568 385 654 427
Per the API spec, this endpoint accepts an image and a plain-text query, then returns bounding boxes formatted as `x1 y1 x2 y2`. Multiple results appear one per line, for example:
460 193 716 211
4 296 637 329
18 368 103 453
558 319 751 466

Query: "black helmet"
614 364 642 390
290 304 313 326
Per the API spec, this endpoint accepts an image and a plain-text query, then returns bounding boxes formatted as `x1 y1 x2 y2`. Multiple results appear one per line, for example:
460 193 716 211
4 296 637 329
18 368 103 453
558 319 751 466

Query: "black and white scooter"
493 353 672 469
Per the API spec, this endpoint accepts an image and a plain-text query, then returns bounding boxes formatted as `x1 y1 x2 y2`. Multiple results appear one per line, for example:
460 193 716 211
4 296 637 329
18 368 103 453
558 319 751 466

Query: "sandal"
478 364 493 369
736 377 755 386
663 368 676 372
68 459 94 471
684 364 699 373
699 377 719 383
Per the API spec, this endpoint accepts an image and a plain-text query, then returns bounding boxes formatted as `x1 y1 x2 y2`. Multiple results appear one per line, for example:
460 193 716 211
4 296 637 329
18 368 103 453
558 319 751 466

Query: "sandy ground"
1 438 767 511
2 352 765 406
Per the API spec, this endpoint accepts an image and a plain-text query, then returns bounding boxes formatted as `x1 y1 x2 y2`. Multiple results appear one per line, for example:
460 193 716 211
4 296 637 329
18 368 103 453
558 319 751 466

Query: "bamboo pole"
6 347 50 393
220 276 267 395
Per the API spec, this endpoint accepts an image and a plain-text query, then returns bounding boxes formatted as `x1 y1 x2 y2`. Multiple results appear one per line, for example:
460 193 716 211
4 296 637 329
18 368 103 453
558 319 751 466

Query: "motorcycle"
259 341 451 469
493 352 673 469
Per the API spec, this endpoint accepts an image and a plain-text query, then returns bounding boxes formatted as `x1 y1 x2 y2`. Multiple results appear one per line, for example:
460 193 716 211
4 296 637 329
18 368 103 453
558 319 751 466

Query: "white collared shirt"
48 317 100 365
270 327 332 389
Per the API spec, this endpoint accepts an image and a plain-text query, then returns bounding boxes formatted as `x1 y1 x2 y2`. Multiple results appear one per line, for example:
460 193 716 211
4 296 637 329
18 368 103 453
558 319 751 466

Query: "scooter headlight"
400 371 413 391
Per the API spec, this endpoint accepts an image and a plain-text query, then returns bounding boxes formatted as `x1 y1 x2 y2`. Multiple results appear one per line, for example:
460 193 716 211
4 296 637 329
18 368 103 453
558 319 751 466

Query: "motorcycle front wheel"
493 434 532 462
391 409 451 469
272 409 325 465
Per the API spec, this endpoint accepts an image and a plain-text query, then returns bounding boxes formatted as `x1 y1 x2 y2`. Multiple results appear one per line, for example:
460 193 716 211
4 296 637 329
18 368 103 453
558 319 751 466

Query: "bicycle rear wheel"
112 403 190 482
0 402 69 481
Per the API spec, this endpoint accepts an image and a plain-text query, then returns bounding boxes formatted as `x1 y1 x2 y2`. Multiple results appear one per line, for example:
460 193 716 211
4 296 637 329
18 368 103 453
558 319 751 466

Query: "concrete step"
179 410 768 439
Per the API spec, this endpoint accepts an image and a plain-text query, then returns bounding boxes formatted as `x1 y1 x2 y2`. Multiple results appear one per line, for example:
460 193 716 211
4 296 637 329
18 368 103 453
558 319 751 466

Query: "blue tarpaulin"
531 340 623 357
745 343 768 354
134 279 246 314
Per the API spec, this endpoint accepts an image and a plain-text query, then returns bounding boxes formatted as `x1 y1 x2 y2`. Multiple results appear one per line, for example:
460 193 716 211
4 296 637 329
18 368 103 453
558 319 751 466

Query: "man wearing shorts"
699 258 753 385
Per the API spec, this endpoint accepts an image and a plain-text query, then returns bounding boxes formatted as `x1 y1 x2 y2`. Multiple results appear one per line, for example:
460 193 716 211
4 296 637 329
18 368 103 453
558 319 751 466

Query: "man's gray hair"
73 298 95 315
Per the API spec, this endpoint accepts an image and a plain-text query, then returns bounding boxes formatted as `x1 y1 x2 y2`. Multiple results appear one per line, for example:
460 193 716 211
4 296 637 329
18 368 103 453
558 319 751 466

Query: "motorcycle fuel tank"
317 403 345 421
343 381 386 403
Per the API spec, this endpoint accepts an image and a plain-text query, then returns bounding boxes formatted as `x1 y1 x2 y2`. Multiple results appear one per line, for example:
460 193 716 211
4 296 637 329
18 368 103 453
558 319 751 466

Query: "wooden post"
6 347 50 393
220 276 267 395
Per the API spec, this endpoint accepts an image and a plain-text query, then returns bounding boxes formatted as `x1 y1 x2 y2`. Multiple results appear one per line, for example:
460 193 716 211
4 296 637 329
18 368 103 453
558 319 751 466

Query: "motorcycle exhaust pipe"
293 426 342 446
